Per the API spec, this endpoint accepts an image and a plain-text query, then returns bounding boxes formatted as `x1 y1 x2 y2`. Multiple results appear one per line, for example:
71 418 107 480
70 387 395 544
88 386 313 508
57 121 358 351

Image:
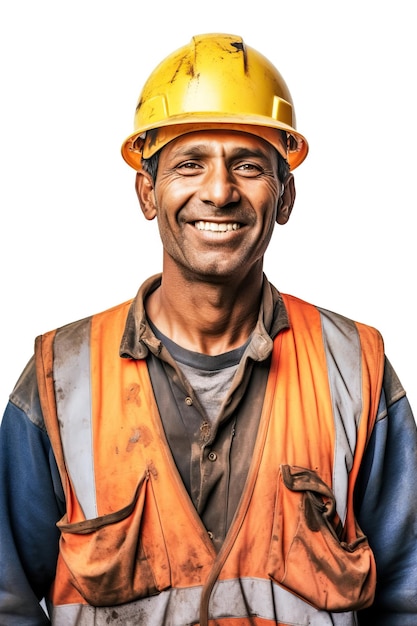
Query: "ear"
276 173 296 225
135 171 157 221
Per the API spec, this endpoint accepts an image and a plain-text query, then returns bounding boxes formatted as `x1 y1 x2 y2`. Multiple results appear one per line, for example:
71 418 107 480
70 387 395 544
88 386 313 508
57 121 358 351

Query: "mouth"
194 221 241 232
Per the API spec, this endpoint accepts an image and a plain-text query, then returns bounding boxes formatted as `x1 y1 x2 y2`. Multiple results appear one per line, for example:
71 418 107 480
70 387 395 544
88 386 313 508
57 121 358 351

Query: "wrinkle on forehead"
161 130 277 162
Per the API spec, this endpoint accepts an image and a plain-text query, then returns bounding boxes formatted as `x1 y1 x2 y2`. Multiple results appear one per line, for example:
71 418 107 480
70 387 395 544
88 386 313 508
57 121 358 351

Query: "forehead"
160 129 276 159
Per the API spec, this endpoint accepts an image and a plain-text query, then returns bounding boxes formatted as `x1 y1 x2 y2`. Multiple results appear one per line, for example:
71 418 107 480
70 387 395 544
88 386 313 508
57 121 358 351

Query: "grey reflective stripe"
318 308 363 524
49 578 357 625
54 318 97 519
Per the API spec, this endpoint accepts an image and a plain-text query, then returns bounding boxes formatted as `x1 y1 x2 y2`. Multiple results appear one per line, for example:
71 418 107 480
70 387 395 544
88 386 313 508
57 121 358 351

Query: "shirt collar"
119 273 290 361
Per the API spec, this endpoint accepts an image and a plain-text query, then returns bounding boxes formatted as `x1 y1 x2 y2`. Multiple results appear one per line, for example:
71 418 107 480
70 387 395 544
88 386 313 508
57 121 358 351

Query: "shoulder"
9 356 44 430
37 299 134 350
9 300 134 429
281 293 383 342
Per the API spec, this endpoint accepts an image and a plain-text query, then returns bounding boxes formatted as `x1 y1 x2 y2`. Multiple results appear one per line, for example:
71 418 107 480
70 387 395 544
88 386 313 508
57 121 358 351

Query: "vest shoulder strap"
35 329 68 489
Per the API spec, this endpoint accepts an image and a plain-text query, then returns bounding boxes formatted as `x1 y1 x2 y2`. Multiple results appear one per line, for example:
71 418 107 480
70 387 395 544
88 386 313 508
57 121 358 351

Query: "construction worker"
1 33 416 626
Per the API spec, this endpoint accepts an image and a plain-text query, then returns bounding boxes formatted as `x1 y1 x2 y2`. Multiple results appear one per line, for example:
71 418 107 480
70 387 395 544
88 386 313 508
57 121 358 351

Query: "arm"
356 358 417 625
0 358 64 624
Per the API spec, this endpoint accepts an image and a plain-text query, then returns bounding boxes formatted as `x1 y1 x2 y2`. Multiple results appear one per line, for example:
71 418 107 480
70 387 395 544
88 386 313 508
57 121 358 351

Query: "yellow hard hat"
121 33 308 171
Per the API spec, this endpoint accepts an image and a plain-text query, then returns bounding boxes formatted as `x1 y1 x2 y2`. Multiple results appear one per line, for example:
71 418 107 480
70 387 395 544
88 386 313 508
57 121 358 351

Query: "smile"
194 221 241 232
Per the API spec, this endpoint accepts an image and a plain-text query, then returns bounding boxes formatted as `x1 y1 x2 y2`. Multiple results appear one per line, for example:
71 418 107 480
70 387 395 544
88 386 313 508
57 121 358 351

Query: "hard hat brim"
121 117 308 172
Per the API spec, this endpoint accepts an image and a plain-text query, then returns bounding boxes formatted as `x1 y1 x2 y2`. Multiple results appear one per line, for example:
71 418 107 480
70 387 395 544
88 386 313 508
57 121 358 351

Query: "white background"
1 1 415 414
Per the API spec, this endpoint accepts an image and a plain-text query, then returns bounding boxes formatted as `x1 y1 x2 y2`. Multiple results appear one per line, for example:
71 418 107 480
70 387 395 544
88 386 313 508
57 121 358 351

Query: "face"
136 130 293 284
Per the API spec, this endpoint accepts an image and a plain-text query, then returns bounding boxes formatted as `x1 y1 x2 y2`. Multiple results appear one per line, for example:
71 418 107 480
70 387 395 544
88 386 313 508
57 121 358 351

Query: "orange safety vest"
35 293 384 626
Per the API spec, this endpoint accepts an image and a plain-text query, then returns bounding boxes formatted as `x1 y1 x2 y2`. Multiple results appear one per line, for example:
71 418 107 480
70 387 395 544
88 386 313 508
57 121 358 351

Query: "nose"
198 162 241 208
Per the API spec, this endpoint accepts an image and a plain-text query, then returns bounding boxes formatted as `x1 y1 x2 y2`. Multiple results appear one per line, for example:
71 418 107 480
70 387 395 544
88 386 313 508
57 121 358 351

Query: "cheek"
258 194 278 230
155 210 175 245
255 203 278 250
248 180 279 220
155 178 196 207
262 213 278 248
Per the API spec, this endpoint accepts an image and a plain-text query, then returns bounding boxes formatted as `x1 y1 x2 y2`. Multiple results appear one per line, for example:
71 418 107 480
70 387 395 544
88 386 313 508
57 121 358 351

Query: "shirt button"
208 451 217 462
207 531 214 540
185 396 193 406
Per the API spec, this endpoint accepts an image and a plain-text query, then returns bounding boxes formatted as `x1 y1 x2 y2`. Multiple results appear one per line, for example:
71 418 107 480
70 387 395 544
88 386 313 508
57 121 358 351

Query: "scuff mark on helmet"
231 40 248 73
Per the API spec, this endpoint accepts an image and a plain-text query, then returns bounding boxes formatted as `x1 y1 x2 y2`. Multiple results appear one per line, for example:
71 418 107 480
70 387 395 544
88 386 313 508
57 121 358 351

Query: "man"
0 33 416 626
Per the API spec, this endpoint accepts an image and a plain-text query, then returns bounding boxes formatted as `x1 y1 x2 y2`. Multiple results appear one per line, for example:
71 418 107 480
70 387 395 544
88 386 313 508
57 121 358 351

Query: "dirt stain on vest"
179 546 207 583
124 382 142 406
126 425 153 452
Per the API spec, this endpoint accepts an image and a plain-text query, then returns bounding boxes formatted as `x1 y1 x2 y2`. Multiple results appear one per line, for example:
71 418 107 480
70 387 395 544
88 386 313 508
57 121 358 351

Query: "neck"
146 265 264 355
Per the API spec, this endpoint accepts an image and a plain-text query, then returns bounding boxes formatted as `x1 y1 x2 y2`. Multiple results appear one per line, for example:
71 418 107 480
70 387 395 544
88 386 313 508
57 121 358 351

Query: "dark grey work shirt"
119 274 290 551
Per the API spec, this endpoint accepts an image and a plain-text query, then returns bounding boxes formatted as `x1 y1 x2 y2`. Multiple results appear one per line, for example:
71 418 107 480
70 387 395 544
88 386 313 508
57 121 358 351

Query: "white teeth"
195 221 241 232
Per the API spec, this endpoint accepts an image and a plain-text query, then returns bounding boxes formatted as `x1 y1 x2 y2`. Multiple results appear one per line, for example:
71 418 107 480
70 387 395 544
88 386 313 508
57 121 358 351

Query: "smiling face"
136 129 294 285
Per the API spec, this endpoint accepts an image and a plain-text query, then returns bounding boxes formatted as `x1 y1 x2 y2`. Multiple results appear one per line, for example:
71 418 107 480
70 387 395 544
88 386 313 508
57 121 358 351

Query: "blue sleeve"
356 363 417 625
0 393 64 623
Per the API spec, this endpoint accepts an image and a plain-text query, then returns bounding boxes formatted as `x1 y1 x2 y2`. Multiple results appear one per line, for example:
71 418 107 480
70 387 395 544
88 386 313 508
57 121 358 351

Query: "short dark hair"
277 151 290 184
142 151 160 182
142 131 290 184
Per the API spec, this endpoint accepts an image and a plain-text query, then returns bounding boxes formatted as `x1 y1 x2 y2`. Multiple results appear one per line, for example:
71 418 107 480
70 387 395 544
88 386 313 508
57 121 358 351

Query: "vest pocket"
267 464 376 612
57 471 171 606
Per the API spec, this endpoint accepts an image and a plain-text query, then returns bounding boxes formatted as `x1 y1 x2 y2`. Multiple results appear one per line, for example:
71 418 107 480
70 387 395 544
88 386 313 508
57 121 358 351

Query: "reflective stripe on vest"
48 579 360 625
36 294 384 626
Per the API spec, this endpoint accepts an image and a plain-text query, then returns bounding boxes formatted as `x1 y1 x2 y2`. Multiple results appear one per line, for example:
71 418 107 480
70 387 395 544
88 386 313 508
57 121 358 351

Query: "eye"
176 161 204 176
234 162 263 177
